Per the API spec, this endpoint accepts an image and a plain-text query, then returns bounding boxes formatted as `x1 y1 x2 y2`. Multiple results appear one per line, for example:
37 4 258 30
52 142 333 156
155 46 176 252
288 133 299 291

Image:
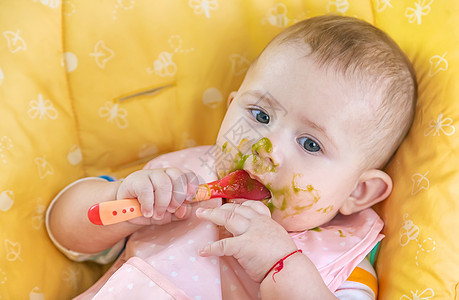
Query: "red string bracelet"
264 249 302 283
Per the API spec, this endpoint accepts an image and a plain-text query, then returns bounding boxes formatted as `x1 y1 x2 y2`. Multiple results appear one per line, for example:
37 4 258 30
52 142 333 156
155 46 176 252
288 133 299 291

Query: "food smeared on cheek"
280 198 288 211
233 152 249 171
232 138 251 172
222 141 231 153
264 173 321 219
265 184 289 208
217 139 249 178
316 205 334 213
292 174 315 194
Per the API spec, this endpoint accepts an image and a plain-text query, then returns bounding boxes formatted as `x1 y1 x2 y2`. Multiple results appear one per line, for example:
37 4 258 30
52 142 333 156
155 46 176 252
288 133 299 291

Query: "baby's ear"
340 169 392 215
227 91 237 107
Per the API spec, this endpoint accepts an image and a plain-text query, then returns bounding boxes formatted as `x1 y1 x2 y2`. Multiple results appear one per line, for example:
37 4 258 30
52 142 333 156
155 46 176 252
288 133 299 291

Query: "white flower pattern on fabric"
428 52 448 77
424 113 455 136
99 102 129 129
28 94 58 120
189 0 218 18
400 287 434 299
405 0 434 25
375 0 392 12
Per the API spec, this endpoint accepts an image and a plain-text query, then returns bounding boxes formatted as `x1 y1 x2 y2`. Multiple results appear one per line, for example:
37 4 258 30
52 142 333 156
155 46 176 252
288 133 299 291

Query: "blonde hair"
269 15 417 168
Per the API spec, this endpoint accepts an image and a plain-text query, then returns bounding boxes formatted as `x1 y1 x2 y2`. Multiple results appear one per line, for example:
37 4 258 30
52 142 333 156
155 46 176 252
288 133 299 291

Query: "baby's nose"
251 137 278 166
253 147 275 165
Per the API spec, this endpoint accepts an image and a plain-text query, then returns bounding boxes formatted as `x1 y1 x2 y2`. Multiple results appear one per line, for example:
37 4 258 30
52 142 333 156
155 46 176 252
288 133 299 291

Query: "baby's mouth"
243 169 272 200
245 169 262 183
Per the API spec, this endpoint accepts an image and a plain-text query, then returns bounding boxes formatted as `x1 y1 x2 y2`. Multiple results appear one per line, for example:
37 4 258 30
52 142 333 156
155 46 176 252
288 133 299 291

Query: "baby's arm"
260 253 336 299
261 257 377 299
48 168 198 255
48 178 141 254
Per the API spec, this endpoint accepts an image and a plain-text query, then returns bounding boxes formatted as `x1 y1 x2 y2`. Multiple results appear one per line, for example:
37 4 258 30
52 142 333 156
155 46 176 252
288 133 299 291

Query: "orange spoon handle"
88 199 141 225
88 184 212 225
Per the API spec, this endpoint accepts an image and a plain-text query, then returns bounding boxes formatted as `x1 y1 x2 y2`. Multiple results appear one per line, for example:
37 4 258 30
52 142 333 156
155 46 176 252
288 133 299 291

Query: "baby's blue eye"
298 137 321 153
251 109 270 124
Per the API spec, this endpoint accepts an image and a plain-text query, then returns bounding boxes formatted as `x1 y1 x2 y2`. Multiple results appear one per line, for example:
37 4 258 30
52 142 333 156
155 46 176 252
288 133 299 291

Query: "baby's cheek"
272 206 337 231
270 183 320 212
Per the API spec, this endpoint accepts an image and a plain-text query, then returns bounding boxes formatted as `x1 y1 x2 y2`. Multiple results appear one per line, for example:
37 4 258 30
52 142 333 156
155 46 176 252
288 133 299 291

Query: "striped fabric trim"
346 266 378 298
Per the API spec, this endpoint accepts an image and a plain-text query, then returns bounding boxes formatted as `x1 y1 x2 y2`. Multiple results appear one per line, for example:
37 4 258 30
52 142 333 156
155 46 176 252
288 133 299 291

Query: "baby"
46 15 417 299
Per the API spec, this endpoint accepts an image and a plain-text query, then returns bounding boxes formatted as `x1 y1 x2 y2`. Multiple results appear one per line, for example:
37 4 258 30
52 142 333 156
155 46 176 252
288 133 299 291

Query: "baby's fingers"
149 170 173 220
241 200 271 216
196 207 249 236
198 237 236 257
116 172 155 218
164 168 188 212
165 168 199 213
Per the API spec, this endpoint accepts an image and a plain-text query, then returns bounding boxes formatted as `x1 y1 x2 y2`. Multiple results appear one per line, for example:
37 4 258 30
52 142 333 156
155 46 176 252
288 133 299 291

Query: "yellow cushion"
0 0 457 298
373 1 459 299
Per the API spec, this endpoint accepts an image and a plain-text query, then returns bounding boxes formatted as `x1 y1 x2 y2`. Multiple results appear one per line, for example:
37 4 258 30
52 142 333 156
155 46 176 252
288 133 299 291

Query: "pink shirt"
75 146 384 299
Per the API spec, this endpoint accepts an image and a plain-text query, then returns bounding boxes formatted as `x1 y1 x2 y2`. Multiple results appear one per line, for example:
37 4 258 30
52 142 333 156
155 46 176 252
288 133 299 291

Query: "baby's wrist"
264 249 302 282
111 180 123 199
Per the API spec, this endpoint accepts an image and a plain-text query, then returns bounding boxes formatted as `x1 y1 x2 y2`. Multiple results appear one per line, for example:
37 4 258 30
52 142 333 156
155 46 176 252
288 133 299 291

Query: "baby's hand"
196 201 297 282
117 168 199 225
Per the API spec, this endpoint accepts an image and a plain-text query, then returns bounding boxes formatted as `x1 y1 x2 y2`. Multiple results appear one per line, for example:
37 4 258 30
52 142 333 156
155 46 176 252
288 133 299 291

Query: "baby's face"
215 43 372 231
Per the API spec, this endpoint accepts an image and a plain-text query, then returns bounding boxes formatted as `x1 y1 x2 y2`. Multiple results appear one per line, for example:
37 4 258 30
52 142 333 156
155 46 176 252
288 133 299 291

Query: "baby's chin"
271 210 337 232
273 216 315 232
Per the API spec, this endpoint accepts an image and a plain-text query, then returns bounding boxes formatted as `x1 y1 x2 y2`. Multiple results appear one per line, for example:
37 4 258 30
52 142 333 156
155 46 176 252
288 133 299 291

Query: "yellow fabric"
373 1 459 299
0 0 457 299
